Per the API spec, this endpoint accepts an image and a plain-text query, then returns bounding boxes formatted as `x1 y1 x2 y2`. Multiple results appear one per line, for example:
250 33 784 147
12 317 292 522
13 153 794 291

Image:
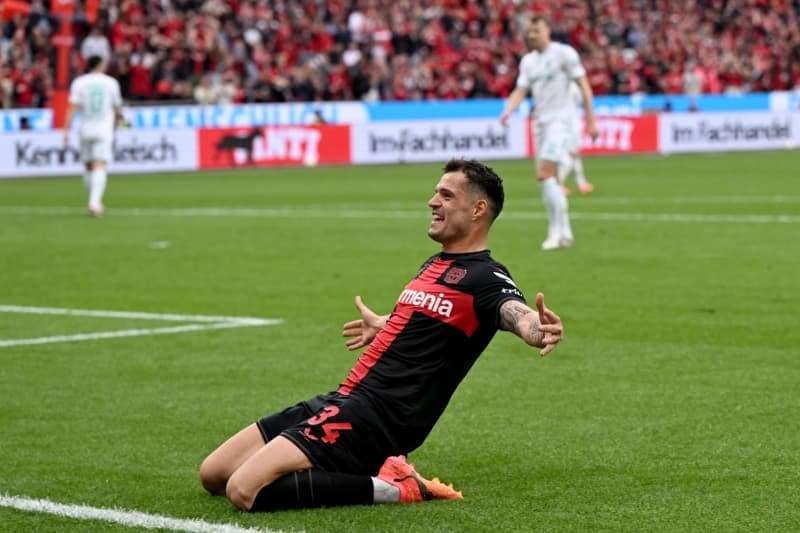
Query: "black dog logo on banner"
215 128 262 165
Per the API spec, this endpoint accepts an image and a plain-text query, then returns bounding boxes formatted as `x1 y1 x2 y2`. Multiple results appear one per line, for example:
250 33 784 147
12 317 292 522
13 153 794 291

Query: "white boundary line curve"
0 494 297 533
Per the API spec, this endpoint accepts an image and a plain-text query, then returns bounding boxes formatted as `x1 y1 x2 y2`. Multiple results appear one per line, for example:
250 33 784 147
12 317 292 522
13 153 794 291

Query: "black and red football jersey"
337 250 526 453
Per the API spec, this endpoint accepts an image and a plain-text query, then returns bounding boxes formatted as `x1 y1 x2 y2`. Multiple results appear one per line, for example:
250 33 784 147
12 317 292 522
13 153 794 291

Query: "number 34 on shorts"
302 405 353 444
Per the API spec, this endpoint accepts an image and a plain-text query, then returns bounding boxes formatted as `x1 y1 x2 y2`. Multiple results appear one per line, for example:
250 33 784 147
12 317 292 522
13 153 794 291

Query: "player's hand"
62 130 69 145
499 112 510 127
342 296 386 351
535 292 563 357
586 118 599 142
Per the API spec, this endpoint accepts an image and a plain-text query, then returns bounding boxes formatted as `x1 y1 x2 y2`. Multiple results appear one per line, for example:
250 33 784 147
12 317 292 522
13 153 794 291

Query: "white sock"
573 157 587 186
560 200 574 241
540 177 565 240
88 167 107 208
371 477 400 504
82 170 91 193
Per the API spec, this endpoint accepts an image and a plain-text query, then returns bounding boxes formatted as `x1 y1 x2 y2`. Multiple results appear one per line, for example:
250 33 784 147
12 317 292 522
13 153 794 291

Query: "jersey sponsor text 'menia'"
396 289 454 318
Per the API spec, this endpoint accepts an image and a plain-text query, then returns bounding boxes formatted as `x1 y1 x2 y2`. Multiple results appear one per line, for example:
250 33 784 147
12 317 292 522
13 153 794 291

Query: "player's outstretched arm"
342 296 389 351
499 293 563 356
499 87 528 126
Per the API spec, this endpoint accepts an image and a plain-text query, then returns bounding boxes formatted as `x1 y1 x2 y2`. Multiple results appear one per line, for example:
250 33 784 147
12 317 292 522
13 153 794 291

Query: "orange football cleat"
377 455 463 503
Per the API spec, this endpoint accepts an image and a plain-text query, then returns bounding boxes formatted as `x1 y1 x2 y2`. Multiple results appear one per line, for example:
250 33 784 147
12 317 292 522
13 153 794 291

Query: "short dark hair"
443 158 505 222
530 15 549 26
86 55 104 72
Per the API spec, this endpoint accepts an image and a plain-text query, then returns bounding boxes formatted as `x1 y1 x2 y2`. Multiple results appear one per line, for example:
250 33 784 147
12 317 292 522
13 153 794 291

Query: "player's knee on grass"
225 475 256 511
199 455 229 496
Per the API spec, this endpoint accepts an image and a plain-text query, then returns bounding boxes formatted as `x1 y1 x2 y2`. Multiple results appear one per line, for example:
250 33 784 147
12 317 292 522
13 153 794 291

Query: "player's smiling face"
427 171 478 246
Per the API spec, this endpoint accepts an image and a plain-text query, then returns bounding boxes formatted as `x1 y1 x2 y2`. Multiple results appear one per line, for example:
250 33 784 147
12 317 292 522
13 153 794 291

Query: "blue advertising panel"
0 93 778 132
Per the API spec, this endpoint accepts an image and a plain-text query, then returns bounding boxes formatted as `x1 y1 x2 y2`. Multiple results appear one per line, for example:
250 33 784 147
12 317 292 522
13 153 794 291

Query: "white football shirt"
570 80 583 107
68 72 122 139
515 42 586 122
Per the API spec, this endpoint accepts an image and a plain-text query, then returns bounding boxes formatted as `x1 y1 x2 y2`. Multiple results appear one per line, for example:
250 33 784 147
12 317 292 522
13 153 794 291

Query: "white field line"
0 305 273 324
568 212 800 224
0 305 282 348
0 494 295 533
515 195 800 206
0 322 265 348
0 205 798 224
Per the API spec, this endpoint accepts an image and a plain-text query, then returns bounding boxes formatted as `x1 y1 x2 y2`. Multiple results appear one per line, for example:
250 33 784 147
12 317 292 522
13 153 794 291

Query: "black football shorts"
256 391 399 476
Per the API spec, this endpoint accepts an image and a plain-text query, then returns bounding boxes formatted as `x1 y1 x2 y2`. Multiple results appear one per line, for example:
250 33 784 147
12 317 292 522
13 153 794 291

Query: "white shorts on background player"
533 118 574 164
80 137 113 164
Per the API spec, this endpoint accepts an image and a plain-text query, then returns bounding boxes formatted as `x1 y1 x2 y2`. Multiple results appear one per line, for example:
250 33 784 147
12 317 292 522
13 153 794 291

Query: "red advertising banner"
526 115 659 157
198 125 351 169
582 115 659 154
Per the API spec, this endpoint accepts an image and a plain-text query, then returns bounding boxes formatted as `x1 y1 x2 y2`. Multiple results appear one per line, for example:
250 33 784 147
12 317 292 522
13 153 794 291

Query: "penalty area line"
0 305 283 349
0 321 277 348
0 305 274 324
0 494 297 533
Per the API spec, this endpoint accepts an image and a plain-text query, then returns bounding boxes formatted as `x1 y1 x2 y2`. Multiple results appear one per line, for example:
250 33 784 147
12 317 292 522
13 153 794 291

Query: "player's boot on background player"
542 234 575 251
377 455 463 503
541 234 562 251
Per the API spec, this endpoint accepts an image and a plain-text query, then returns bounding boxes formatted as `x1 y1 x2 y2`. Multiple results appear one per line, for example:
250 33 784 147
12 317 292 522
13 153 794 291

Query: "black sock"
249 469 374 511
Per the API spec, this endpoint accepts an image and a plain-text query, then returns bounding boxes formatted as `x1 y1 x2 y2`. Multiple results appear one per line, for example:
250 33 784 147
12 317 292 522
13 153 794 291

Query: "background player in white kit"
63 55 125 217
559 81 594 196
500 15 598 250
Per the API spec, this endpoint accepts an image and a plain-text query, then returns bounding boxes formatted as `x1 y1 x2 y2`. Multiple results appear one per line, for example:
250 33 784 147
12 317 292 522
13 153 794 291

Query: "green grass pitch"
1 151 798 532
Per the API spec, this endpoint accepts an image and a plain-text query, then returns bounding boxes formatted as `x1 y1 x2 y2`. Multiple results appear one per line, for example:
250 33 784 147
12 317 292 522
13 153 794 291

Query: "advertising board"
0 129 198 178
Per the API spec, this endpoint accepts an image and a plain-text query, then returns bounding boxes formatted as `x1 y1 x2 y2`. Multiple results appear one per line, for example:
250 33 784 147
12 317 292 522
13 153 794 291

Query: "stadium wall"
0 110 797 178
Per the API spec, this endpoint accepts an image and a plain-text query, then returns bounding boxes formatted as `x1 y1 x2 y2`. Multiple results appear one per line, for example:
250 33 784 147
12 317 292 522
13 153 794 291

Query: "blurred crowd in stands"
1 0 799 109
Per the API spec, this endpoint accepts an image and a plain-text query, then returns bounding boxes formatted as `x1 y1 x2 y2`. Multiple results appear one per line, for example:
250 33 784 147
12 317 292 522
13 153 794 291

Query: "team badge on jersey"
444 267 467 284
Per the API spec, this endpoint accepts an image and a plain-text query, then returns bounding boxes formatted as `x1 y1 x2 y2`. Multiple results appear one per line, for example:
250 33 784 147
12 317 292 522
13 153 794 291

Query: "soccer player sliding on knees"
200 158 564 511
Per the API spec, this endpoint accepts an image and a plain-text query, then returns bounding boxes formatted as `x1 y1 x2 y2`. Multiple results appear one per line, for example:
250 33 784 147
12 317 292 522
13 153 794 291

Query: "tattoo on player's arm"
500 301 545 346
527 319 544 346
499 301 533 332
